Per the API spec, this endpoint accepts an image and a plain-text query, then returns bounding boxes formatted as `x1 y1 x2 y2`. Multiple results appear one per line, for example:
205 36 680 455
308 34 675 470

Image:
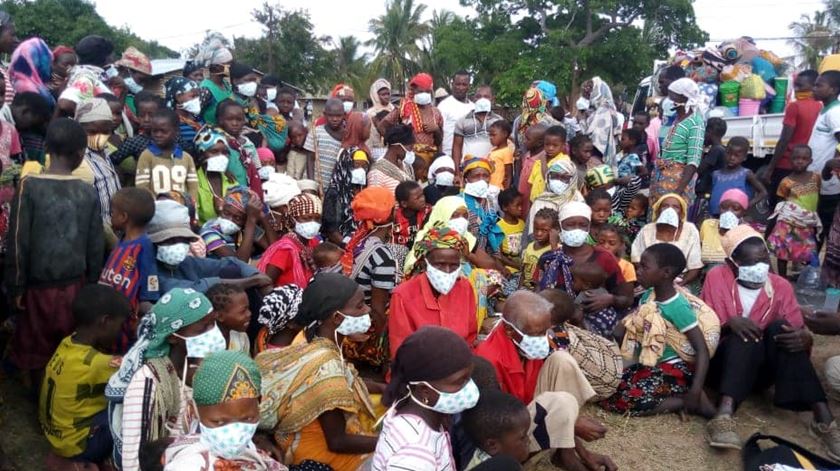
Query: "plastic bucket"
739 98 761 116
728 106 739 116
774 77 789 97
719 81 740 107
770 96 786 113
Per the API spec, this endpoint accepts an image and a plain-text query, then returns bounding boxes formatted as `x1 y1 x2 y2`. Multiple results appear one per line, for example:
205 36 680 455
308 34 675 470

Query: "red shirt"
388 273 477 359
475 327 542 404
779 99 823 170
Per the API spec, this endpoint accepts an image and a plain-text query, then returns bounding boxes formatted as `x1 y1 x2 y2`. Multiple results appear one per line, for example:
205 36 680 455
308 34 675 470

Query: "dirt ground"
2 337 840 471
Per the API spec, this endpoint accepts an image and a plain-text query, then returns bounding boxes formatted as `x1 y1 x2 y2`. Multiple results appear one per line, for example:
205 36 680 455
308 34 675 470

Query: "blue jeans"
71 410 112 463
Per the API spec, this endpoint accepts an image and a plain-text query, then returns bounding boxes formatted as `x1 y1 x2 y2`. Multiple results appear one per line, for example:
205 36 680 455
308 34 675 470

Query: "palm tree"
789 10 837 69
419 9 457 87
330 36 371 96
368 0 429 93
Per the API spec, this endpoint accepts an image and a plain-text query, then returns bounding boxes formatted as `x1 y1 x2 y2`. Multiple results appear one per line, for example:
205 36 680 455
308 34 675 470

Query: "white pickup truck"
631 76 784 159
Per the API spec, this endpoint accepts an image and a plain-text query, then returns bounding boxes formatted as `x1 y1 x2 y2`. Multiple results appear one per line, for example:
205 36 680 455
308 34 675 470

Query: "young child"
597 224 636 286
6 118 104 391
313 241 344 273
135 108 199 197
206 283 252 355
461 390 531 470
39 285 130 465
100 92 128 145
528 125 568 201
700 189 748 270
768 144 821 278
693 117 727 223
602 243 716 418
570 262 617 338
569 134 593 191
216 100 262 193
517 124 546 215
284 120 309 180
496 187 525 272
394 180 431 247
616 128 646 179
488 120 514 189
624 193 649 243
521 207 558 290
586 188 613 242
709 136 767 216
11 91 49 167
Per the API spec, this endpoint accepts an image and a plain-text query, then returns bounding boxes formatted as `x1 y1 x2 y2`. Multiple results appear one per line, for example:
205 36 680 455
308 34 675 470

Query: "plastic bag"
719 63 752 83
751 56 777 82
740 74 767 100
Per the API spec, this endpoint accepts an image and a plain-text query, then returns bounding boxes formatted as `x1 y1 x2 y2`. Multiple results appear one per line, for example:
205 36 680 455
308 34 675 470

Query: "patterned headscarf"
534 80 559 107
584 164 615 189
460 156 494 179
116 47 152 75
537 159 580 206
194 125 227 154
405 195 476 274
10 37 55 109
258 285 304 335
288 193 322 219
223 186 257 217
412 225 465 265
165 76 199 109
341 187 396 274
192 351 261 406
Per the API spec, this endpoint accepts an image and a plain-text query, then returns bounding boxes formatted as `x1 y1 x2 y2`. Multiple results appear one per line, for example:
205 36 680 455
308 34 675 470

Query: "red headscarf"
400 72 435 134
342 112 371 155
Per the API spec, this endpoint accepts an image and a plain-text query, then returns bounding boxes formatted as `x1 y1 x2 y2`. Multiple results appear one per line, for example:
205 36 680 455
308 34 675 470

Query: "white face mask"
156 242 190 266
403 150 416 166
561 228 589 247
174 323 227 358
295 220 321 239
656 207 680 227
216 217 241 236
342 101 354 113
548 179 569 195
104 65 119 79
237 81 258 97
409 379 480 415
266 87 277 101
335 311 372 336
206 155 230 173
258 166 275 180
464 179 489 198
448 217 469 236
199 421 258 460
719 211 740 230
414 92 432 105
474 97 492 113
180 97 201 115
502 319 551 360
733 260 770 285
350 167 367 185
435 170 455 186
124 76 143 94
426 263 461 295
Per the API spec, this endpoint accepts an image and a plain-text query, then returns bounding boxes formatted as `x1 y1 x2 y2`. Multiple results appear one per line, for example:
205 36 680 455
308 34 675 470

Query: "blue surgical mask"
199 421 258 459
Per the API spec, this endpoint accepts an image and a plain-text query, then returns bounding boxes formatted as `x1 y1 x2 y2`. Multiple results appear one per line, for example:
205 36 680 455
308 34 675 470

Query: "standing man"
452 85 502 168
809 71 840 244
438 70 474 157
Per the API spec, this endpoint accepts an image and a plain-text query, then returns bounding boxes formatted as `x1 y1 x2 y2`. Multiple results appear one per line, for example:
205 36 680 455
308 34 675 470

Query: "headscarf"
412 225 466 264
52 45 75 58
384 326 473 406
589 77 616 111
116 47 152 75
559 201 592 223
652 193 688 222
9 37 55 108
223 186 257 217
330 83 354 99
400 72 434 135
192 351 261 406
536 159 580 206
341 187 396 274
342 112 371 155
721 224 764 258
405 195 475 274
183 60 202 78
194 125 227 154
297 179 320 193
518 87 547 137
165 76 199 109
428 155 455 184
668 78 702 111
258 285 304 335
257 147 275 166
75 97 112 123
720 188 749 210
105 288 213 401
410 73 433 90
587 77 619 166
534 80 559 107
369 78 394 114
195 37 233 67
296 273 359 327
287 193 322 219
460 156 494 178
584 164 615 189
263 173 300 208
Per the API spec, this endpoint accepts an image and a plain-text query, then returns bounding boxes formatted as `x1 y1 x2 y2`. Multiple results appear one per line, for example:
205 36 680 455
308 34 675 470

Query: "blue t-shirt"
98 234 160 305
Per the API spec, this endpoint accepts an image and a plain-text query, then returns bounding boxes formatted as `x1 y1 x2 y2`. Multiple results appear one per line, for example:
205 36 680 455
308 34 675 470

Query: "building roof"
150 59 186 77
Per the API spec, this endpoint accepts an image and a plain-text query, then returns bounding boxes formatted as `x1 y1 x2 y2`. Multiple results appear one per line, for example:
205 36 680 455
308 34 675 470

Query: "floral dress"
768 172 820 264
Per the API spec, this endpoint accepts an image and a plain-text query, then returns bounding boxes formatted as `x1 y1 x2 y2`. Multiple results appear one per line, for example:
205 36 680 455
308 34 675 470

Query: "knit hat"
116 47 152 75
721 224 764 258
352 187 395 224
559 201 592 222
434 87 449 99
146 288 213 359
148 200 199 243
584 165 615 188
192 351 261 406
75 97 113 123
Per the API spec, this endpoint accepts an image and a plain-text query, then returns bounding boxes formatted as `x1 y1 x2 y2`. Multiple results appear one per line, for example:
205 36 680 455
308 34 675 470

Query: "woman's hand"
246 197 262 221
804 309 840 336
580 291 615 312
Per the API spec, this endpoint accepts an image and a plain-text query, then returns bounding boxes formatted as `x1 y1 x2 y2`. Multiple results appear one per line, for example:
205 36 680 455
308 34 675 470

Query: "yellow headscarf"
404 195 477 274
652 193 688 221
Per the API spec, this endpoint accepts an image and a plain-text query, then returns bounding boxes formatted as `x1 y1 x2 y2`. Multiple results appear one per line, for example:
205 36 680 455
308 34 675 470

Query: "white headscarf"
668 78 703 112
559 201 592 222
263 173 301 208
369 78 394 115
428 155 456 184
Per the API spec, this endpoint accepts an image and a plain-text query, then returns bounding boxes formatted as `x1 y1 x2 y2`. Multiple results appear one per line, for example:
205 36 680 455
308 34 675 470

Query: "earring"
423 397 429 404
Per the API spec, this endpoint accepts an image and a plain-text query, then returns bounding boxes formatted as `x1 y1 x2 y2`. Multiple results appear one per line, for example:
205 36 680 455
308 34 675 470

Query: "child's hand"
13 295 24 311
246 197 262 220
109 356 123 368
825 159 840 177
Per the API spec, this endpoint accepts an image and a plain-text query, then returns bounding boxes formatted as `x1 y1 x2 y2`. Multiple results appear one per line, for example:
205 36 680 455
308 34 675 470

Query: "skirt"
650 159 696 209
599 360 693 415
768 220 817 264
824 205 840 288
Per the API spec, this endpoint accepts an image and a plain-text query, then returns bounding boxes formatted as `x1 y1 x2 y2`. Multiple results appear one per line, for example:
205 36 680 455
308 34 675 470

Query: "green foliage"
1 0 177 58
788 1 840 70
367 0 429 93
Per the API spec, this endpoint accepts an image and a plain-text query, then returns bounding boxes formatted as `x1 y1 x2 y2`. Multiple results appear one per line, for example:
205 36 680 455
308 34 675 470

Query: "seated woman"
164 77 204 152
161 351 287 470
424 155 460 206
257 274 379 471
200 187 276 262
527 159 584 236
460 157 505 260
323 111 371 245
258 193 322 288
390 226 478 357
702 226 840 456
631 193 702 292
192 125 238 225
106 288 226 471
368 123 414 191
536 202 634 337
255 284 304 354
699 188 747 270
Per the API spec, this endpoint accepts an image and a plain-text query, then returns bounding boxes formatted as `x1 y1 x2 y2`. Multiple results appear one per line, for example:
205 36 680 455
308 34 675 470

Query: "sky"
94 0 826 62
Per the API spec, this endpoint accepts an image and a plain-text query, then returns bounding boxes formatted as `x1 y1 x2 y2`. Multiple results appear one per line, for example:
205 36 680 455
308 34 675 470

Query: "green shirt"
200 78 233 125
640 290 698 362
660 112 705 167
196 168 236 224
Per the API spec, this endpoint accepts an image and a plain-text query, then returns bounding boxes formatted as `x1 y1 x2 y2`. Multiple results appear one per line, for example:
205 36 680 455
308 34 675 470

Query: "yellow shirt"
528 153 571 201
20 160 43 178
488 145 514 188
496 218 525 272
521 242 551 289
699 219 727 264
39 336 117 457
44 153 95 185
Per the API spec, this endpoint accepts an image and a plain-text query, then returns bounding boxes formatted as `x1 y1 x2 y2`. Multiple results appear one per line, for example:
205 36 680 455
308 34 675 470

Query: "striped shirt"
353 237 398 303
304 125 342 188
660 112 705 167
372 410 455 471
86 148 122 224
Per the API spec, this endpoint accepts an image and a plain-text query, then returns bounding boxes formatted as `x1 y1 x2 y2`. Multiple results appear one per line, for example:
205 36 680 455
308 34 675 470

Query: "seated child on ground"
496 187 525 273
597 224 636 286
570 262 618 338
206 283 252 355
313 241 344 274
462 390 531 470
39 285 130 464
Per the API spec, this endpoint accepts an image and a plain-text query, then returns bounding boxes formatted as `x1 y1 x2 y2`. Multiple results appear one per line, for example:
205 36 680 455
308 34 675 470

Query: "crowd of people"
4 10 840 471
